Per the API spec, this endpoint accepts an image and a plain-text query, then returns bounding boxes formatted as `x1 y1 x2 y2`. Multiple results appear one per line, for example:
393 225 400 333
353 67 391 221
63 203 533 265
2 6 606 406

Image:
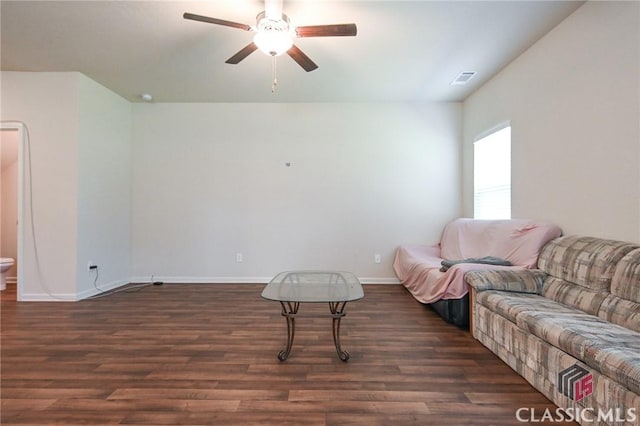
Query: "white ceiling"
1 0 583 103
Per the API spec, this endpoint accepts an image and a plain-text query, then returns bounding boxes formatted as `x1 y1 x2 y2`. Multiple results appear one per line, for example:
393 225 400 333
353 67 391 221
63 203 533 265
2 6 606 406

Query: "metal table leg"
278 301 299 361
276 301 351 362
329 301 349 361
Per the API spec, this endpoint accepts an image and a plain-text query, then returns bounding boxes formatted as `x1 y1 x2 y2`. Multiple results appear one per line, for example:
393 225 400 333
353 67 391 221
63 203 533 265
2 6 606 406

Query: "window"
474 125 511 219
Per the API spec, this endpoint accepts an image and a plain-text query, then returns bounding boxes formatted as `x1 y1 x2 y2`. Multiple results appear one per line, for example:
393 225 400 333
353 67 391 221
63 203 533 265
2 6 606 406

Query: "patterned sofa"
467 236 640 425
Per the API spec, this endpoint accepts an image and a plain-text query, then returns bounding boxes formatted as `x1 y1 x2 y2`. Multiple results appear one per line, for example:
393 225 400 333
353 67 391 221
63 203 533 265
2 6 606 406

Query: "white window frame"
473 123 511 220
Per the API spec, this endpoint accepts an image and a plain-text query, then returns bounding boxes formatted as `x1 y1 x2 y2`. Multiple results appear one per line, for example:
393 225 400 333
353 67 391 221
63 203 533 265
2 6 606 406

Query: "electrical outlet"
235 253 243 263
374 254 381 264
87 261 97 271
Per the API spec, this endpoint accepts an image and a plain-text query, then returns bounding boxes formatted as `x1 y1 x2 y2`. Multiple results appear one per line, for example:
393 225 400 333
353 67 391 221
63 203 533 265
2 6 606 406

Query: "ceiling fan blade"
295 24 357 38
183 12 251 31
226 42 259 64
287 45 318 72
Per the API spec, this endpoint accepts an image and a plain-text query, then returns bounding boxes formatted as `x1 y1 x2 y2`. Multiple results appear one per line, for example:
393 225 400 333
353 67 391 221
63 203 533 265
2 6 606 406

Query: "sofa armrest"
465 269 546 294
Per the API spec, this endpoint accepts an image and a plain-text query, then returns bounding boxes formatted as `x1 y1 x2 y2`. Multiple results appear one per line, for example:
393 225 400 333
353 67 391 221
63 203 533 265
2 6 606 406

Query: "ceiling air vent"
451 71 477 86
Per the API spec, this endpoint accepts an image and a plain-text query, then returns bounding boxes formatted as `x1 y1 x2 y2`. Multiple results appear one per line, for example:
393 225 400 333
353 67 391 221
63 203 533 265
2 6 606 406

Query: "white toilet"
0 258 15 291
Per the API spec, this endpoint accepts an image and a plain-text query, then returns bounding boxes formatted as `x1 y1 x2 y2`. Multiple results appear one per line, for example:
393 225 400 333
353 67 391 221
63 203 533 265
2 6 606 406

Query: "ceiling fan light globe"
253 31 293 56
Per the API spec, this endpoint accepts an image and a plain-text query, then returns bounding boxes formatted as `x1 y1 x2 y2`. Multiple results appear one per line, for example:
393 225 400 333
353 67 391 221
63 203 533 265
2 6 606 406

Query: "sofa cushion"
541 277 609 315
516 310 640 395
466 269 547 293
538 236 638 291
475 290 578 323
598 295 640 333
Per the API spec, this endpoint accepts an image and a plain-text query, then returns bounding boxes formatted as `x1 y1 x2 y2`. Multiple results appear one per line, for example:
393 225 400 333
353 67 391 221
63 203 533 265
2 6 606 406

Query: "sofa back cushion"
542 276 610 315
439 218 561 268
538 236 638 291
611 248 640 302
597 248 640 332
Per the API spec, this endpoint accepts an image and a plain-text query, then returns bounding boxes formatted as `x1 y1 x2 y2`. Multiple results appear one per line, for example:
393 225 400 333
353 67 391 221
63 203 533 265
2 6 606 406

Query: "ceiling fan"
183 0 357 72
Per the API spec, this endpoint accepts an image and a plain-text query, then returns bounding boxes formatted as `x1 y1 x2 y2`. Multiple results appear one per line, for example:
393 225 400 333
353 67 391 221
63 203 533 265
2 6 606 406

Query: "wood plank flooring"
1 283 569 425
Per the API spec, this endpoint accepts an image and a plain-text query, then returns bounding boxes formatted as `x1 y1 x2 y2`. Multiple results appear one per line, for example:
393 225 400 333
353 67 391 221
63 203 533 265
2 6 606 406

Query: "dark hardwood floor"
1 283 568 425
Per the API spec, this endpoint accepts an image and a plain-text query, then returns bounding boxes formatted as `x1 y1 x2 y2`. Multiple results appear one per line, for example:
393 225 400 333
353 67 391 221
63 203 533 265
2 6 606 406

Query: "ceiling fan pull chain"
271 56 278 93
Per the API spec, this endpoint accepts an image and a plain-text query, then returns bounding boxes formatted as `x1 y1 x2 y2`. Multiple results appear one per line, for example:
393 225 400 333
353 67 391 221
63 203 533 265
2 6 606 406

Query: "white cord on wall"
2 120 74 300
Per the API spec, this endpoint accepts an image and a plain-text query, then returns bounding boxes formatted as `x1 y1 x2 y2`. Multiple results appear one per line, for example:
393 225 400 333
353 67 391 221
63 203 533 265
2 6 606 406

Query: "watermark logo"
517 364 635 423
516 407 637 423
558 364 593 401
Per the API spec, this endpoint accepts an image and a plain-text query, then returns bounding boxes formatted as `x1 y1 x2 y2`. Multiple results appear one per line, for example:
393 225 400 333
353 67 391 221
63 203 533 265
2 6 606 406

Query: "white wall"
76 74 132 297
2 71 460 294
131 102 462 282
1 72 80 299
463 1 640 243
0 71 132 300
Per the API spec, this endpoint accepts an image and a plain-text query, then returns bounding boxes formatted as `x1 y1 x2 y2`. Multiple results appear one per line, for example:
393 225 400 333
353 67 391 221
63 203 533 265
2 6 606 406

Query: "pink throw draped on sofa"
393 218 562 304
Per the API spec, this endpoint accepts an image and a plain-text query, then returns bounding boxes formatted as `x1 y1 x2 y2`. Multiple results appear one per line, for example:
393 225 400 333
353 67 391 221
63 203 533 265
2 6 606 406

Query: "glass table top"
261 270 364 303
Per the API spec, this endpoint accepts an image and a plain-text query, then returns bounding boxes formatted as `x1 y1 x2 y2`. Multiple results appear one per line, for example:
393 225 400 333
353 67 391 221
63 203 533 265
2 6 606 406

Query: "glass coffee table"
261 270 364 362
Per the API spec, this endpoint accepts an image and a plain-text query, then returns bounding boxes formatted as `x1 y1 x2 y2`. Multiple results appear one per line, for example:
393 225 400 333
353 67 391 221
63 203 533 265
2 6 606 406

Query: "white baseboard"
21 278 130 302
19 292 80 302
129 276 272 284
129 276 401 285
18 276 401 301
360 277 401 285
77 278 131 300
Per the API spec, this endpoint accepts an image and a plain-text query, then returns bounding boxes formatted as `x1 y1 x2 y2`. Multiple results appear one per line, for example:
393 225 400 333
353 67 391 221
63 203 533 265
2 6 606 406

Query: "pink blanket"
393 218 562 303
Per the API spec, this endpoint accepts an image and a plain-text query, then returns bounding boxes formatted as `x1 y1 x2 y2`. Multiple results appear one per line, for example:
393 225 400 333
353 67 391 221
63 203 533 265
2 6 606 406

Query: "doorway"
0 122 25 301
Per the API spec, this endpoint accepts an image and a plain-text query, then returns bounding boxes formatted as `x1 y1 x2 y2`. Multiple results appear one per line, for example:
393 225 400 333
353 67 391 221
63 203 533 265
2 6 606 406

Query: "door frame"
1 121 25 301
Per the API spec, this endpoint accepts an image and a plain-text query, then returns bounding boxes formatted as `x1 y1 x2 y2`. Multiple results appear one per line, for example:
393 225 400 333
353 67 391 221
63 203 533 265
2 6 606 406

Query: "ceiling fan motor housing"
256 11 290 32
